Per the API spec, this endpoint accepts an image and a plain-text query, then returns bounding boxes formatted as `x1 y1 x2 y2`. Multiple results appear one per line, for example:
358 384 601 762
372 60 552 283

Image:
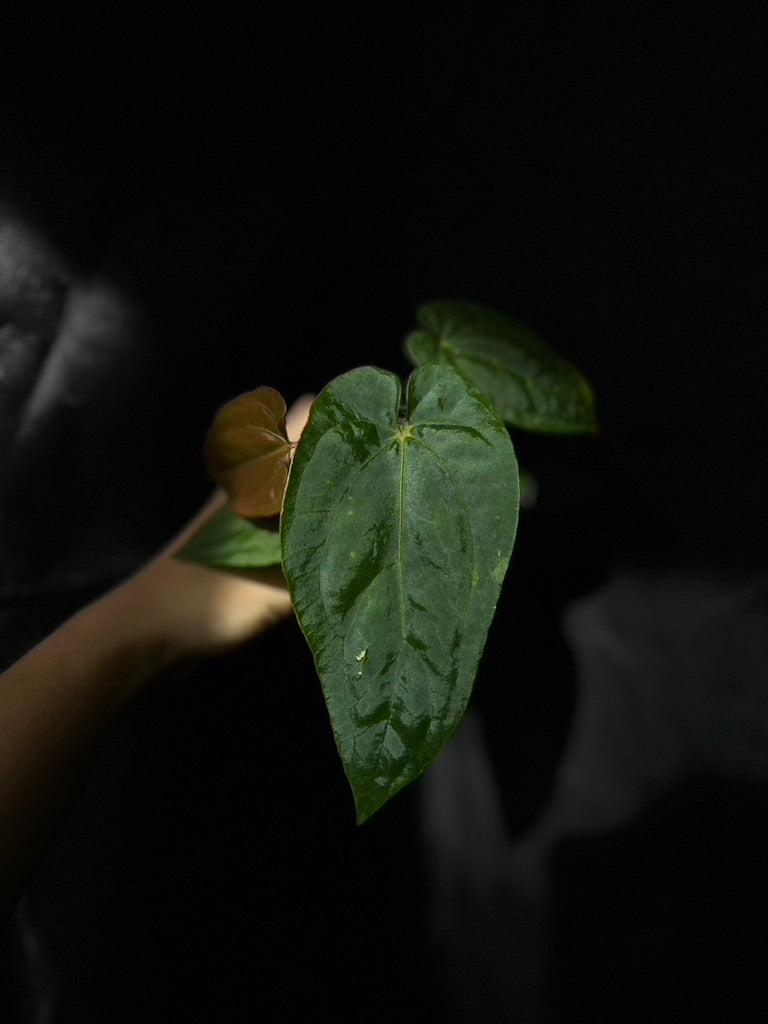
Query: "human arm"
0 395 312 914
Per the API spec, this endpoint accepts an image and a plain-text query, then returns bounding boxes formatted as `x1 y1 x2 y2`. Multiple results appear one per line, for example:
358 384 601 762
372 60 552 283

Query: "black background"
2 3 767 1020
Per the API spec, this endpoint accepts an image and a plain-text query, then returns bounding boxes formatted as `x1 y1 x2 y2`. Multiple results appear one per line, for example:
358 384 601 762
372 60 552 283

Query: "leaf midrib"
368 425 476 785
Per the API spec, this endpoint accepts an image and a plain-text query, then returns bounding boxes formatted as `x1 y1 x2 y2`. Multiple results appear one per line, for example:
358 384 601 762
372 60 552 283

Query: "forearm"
0 580 167 912
1 546 294 914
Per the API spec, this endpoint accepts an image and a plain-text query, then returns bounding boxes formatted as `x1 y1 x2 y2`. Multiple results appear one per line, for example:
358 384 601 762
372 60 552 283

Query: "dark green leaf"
405 300 598 434
282 364 519 822
177 503 282 568
204 387 292 518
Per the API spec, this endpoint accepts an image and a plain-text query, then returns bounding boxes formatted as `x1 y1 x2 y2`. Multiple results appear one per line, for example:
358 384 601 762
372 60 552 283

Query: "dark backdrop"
2 4 767 1021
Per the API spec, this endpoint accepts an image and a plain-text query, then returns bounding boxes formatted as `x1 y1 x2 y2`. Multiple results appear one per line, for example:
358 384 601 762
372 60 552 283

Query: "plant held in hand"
180 301 597 821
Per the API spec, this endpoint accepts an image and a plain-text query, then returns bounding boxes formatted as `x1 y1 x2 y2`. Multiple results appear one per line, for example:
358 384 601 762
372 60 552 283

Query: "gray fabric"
1 215 159 597
422 568 768 1020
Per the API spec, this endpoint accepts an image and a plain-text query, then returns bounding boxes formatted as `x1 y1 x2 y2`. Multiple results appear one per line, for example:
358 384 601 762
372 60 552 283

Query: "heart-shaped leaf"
405 300 598 434
282 363 519 822
177 503 282 568
204 387 292 518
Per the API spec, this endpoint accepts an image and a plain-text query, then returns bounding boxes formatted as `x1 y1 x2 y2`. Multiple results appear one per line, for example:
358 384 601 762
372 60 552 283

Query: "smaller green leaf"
177 503 282 568
204 387 293 518
405 300 598 434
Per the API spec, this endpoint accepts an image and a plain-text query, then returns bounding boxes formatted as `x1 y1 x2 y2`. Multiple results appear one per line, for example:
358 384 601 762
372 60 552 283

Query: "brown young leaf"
204 387 292 518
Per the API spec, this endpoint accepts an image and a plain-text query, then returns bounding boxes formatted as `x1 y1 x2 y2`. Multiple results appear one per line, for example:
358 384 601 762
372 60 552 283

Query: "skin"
0 395 313 915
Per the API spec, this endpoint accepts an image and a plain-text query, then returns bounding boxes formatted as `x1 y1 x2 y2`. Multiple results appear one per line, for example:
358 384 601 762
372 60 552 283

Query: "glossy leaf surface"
177 503 282 568
282 364 519 822
405 300 597 434
204 387 292 518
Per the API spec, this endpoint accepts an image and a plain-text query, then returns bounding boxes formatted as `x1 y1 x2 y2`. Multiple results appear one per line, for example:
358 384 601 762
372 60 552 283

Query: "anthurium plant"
180 301 597 822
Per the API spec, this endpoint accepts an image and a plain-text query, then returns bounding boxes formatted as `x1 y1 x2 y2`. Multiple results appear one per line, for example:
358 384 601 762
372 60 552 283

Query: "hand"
113 393 314 669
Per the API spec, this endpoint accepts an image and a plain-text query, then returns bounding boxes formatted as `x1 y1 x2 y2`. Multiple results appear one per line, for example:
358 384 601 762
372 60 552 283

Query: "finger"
286 394 315 444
